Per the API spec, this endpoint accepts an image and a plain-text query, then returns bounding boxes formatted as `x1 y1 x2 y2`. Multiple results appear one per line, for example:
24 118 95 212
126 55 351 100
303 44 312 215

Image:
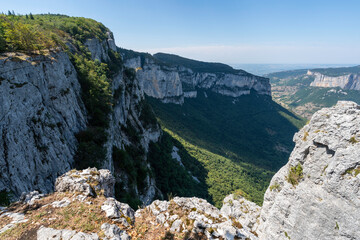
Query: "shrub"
269 182 281 191
0 190 12 206
349 136 358 144
302 131 309 141
139 100 158 128
286 163 303 186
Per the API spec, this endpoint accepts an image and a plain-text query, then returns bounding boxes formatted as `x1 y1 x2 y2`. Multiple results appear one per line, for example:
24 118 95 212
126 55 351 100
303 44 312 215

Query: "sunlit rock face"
0 52 87 197
123 55 271 105
258 101 360 240
308 70 360 90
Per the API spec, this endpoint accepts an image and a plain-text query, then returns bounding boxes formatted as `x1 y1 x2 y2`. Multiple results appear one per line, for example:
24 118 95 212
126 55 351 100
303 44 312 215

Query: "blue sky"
1 0 360 64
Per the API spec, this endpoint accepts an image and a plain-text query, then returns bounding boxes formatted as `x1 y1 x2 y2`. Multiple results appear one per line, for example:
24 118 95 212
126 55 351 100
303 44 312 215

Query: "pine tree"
29 13 34 20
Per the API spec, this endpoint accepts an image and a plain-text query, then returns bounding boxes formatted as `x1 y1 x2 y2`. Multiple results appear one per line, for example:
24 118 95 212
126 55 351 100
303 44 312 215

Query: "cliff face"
0 52 87 197
124 56 183 104
308 70 360 90
178 67 271 97
0 35 161 203
258 101 360 240
123 53 271 104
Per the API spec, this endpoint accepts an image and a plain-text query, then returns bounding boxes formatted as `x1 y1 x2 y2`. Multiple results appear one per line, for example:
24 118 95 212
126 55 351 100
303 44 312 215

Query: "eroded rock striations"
122 52 271 104
308 70 360 90
0 52 87 197
0 33 161 204
258 101 360 240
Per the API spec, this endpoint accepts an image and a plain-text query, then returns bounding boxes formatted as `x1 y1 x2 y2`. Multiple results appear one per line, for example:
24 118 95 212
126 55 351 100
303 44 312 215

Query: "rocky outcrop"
221 194 261 233
135 197 258 239
178 68 271 97
55 168 115 198
85 32 117 62
124 56 184 104
0 52 87 197
258 101 360 240
308 70 360 90
123 53 271 104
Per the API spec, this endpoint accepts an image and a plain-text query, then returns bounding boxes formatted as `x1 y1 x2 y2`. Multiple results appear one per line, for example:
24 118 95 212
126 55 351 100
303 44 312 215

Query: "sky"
1 0 360 64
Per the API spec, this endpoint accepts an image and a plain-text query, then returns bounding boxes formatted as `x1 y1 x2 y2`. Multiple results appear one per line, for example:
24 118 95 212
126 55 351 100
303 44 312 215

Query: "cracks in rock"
313 141 335 157
2 128 10 177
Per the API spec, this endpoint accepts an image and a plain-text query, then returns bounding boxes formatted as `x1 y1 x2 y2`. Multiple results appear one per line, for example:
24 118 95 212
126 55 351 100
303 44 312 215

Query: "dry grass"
0 192 128 240
127 201 208 240
0 215 13 229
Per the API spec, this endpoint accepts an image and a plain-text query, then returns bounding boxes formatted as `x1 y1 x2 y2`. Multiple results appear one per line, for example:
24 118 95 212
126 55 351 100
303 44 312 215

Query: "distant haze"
229 64 358 76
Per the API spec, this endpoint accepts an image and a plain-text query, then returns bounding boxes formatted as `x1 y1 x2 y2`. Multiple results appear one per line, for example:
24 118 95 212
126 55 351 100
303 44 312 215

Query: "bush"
139 100 158 129
286 164 303 186
0 190 12 206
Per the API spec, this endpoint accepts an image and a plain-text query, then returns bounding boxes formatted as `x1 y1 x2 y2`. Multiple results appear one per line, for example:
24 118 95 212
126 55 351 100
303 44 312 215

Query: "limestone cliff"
0 34 161 204
258 101 360 240
122 51 271 104
308 70 360 90
123 56 183 104
0 52 87 197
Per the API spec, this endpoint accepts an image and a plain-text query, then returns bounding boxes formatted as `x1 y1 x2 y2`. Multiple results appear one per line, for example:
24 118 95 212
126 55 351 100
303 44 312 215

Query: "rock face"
308 70 360 90
85 31 117 62
123 53 271 104
0 33 161 204
55 168 115 197
221 194 261 233
124 56 184 104
258 101 360 240
0 52 87 197
178 68 271 98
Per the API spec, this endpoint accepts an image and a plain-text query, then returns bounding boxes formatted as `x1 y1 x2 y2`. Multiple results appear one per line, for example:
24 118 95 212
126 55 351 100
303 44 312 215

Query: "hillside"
268 65 360 118
153 52 250 75
147 90 304 206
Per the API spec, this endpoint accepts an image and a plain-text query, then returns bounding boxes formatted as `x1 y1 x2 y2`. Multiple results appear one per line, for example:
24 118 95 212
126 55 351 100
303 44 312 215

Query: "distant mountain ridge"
268 64 360 119
120 49 271 104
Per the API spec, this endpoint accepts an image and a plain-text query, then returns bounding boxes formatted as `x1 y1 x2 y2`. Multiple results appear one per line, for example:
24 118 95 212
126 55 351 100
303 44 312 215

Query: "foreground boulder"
258 101 360 240
55 168 115 197
0 168 132 240
134 196 258 240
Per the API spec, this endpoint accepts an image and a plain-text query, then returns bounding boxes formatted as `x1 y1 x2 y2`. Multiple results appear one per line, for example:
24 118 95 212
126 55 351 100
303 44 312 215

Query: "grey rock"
0 52 87 198
101 198 135 224
308 70 360 90
170 219 183 232
138 196 256 239
258 101 360 240
37 226 99 240
20 191 45 205
51 197 71 208
101 223 130 240
55 168 115 197
124 55 271 105
221 194 261 232
0 212 28 234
